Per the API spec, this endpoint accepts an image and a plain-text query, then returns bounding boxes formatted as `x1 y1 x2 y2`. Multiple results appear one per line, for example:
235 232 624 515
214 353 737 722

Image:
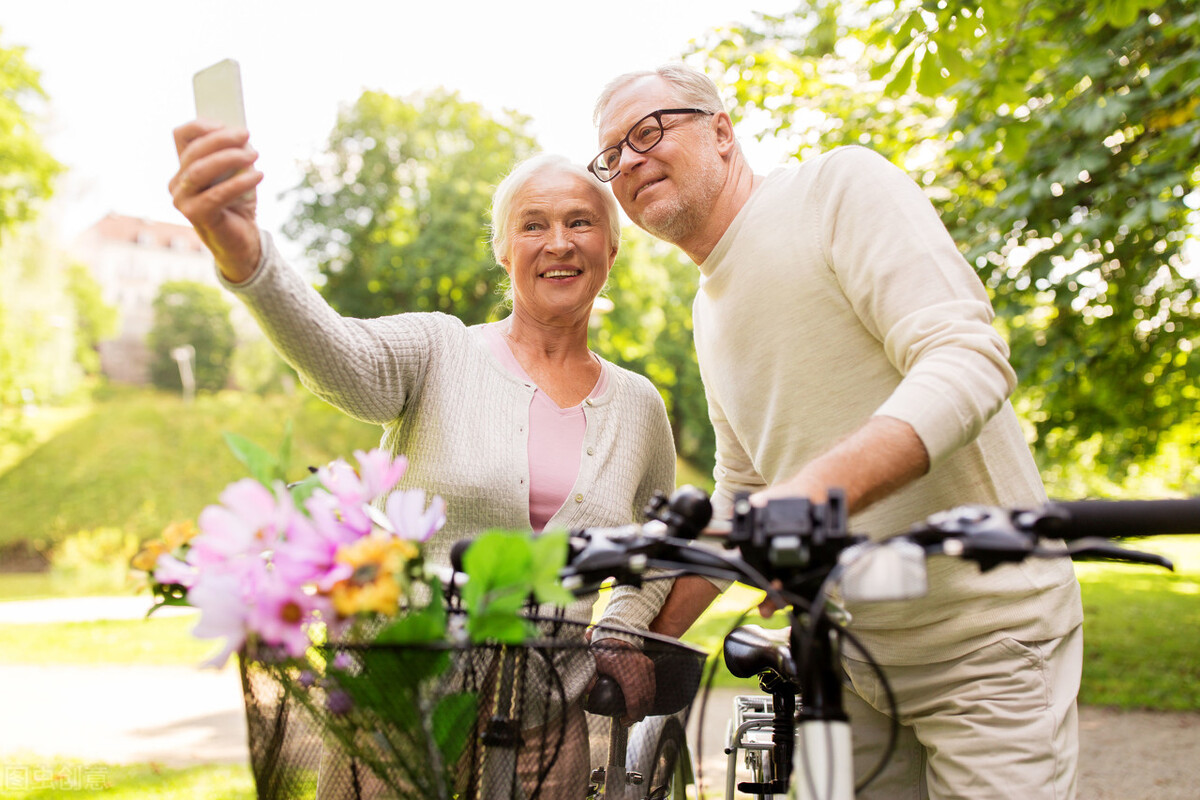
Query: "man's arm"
649 416 928 631
751 414 929 513
648 575 723 638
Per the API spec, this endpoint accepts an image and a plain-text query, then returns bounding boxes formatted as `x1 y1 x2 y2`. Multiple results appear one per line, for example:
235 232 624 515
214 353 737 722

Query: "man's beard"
634 160 724 246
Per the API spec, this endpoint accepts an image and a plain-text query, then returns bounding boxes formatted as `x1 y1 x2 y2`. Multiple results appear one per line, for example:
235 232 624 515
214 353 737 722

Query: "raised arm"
168 119 435 424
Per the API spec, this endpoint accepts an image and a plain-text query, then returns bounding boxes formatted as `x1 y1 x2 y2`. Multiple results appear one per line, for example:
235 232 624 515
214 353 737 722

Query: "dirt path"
0 662 1197 799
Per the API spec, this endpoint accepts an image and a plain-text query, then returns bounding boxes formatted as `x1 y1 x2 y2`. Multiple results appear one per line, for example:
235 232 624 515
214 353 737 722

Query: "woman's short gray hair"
490 153 621 266
593 63 725 125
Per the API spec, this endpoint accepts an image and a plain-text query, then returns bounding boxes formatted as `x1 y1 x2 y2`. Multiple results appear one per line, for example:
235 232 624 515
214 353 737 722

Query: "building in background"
71 213 256 384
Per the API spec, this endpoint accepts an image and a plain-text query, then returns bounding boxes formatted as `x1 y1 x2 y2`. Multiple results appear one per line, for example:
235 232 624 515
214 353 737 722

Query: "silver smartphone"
193 58 247 129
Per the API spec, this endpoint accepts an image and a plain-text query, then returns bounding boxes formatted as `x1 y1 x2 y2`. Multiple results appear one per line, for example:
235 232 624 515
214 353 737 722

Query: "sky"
3 0 799 255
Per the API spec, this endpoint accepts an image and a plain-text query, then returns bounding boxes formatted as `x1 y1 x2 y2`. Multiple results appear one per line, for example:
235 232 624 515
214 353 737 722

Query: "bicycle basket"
239 613 650 799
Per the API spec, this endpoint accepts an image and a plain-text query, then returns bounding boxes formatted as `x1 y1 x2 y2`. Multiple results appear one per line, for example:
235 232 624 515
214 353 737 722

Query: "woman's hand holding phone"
170 59 262 283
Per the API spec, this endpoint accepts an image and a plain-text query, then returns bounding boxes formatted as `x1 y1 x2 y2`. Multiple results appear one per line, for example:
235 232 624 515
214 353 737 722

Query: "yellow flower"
131 540 168 573
328 534 418 616
162 519 199 550
131 520 200 574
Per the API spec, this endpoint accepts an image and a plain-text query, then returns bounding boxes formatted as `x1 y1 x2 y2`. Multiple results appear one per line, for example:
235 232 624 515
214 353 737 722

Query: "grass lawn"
0 756 253 799
0 386 380 550
0 614 217 666
1074 535 1200 710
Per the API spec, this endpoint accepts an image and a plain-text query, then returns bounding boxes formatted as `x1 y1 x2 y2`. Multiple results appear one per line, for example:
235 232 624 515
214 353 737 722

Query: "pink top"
483 323 608 531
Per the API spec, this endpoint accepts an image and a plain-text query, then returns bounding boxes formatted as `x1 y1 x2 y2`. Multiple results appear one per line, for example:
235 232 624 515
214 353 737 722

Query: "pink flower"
189 570 254 668
384 488 446 542
248 572 332 658
315 460 373 536
192 478 292 567
352 449 408 498
154 552 197 588
272 510 341 587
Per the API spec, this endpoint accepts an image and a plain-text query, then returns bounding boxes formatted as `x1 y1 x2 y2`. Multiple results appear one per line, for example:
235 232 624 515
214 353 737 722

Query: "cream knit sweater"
694 147 1082 664
224 231 678 637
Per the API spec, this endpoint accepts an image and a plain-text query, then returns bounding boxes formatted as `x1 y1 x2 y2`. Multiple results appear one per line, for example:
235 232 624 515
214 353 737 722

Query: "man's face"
596 76 724 246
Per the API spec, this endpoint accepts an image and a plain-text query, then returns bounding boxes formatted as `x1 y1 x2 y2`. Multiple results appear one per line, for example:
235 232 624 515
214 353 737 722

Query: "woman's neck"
501 311 600 408
504 310 592 363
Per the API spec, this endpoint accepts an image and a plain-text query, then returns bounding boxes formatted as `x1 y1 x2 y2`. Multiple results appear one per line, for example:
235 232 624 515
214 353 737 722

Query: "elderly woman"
170 121 675 793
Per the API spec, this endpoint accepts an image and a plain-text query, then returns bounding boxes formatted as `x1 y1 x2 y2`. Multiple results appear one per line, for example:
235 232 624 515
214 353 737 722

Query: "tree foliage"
592 228 714 472
283 89 539 323
690 0 1200 476
147 281 236 394
65 262 118 377
0 31 63 243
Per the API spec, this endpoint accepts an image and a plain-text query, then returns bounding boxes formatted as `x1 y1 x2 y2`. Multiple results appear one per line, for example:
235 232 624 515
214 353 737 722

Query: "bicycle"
560 486 1200 799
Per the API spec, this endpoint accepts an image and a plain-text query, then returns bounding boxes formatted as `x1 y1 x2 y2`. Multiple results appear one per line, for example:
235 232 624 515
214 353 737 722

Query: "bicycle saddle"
584 645 705 718
723 624 798 681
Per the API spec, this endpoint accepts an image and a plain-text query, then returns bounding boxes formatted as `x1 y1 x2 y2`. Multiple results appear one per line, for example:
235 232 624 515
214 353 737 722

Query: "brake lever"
1058 538 1175 570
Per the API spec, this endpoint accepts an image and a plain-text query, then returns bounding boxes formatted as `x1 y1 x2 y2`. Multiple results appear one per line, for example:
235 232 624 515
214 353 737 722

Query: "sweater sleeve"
222 231 441 424
817 147 1017 467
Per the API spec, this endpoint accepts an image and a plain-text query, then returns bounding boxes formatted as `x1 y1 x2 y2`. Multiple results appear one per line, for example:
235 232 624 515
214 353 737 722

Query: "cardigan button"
586 447 594 456
574 494 583 503
584 398 594 406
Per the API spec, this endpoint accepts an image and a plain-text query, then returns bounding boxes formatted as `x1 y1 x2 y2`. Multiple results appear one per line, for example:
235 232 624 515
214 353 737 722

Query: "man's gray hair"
489 153 621 266
593 63 726 126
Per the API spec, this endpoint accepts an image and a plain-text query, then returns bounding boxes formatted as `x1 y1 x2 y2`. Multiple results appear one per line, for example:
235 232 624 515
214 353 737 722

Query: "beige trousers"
841 625 1083 800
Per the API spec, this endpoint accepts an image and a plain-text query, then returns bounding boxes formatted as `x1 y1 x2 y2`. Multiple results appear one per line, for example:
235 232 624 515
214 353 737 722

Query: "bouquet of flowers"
133 432 576 799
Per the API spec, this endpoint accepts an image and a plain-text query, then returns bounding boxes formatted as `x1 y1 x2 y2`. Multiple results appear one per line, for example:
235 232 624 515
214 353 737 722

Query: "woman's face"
501 170 617 326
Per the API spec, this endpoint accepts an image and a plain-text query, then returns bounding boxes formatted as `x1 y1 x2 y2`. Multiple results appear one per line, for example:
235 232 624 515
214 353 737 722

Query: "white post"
170 344 196 403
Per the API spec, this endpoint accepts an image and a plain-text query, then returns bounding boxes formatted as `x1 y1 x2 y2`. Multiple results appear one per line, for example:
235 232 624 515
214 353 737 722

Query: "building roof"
82 212 207 253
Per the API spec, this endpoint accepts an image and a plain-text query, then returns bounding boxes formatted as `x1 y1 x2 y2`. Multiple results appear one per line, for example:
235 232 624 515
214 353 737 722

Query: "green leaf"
375 587 448 644
222 432 281 485
461 529 535 613
884 48 915 96
432 692 478 764
528 530 575 606
916 48 946 97
467 610 533 644
287 471 323 505
277 420 293 479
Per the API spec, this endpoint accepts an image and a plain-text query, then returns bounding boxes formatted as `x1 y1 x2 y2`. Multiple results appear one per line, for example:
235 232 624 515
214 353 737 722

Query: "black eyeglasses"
588 108 713 182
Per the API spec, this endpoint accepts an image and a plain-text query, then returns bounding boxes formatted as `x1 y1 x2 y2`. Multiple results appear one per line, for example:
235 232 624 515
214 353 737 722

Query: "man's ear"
712 112 737 157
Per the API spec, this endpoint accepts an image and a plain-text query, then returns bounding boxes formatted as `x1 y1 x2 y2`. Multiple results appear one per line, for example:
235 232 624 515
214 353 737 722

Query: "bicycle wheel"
643 717 688 800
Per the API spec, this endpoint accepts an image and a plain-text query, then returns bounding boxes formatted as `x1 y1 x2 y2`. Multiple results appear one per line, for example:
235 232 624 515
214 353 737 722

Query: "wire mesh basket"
239 614 708 800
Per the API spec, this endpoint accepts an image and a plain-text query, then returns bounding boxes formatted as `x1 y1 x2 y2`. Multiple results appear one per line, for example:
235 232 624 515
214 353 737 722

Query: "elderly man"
591 64 1084 799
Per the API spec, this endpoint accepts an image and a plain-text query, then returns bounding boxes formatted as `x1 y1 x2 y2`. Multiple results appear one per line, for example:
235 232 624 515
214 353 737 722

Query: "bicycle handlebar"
557 487 1197 605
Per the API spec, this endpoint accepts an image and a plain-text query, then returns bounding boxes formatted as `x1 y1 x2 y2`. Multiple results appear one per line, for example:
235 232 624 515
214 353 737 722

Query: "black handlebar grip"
1036 497 1200 540
449 538 473 572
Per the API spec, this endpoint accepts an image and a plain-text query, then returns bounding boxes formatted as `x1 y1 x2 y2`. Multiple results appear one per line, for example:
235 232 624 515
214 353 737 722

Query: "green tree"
65 262 118 377
0 227 83 442
147 281 236 393
691 0 1199 477
0 31 63 244
283 89 539 323
592 228 715 475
